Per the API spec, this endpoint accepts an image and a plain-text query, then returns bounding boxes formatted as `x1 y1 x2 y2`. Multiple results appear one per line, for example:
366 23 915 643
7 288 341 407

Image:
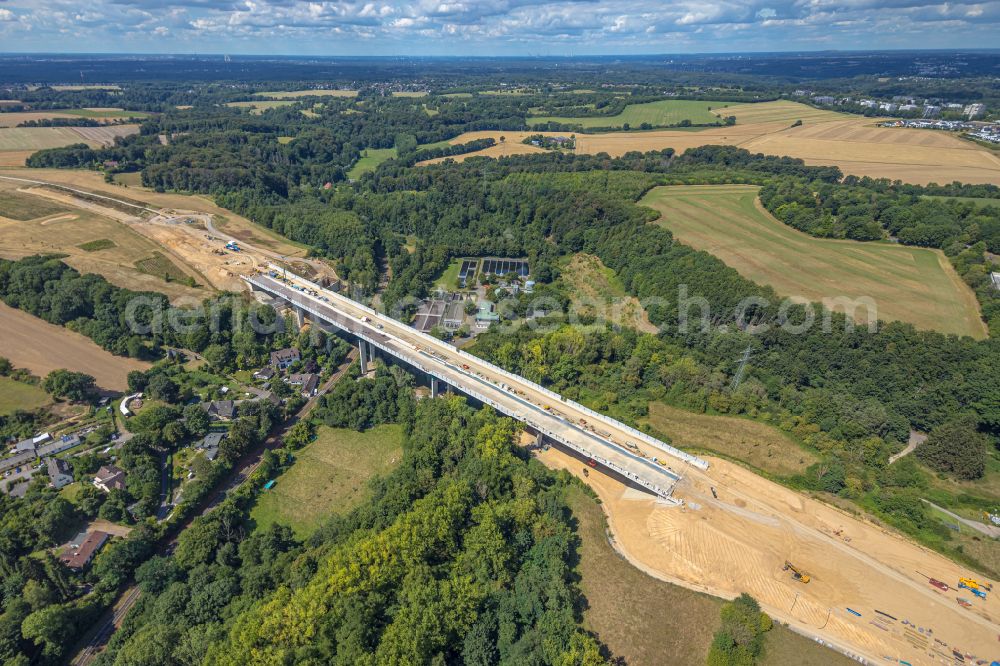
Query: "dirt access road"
538 445 1000 666
0 173 338 293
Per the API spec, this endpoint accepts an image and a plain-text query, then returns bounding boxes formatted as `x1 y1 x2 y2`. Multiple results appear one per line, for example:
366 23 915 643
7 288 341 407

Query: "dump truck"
783 561 810 584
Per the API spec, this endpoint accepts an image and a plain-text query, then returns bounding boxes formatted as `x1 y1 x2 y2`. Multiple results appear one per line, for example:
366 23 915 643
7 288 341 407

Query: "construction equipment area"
783 561 811 584
534 446 1000 666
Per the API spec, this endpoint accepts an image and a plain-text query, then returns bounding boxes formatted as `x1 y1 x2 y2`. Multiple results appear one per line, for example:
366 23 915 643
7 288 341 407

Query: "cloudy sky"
1 0 998 55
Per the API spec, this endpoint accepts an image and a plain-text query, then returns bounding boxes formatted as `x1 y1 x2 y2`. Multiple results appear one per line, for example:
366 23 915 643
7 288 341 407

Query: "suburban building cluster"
881 119 1000 145
794 90 989 120
1 427 112 497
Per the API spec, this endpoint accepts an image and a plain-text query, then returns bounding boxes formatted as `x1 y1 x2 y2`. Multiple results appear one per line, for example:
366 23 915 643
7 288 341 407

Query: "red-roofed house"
59 531 109 570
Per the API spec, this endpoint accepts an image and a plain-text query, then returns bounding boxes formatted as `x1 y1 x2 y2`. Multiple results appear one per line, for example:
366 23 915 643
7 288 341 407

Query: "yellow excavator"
783 561 811 584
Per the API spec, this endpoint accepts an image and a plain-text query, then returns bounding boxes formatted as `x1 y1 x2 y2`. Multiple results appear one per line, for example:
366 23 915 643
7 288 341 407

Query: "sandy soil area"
0 302 149 391
536 445 1000 666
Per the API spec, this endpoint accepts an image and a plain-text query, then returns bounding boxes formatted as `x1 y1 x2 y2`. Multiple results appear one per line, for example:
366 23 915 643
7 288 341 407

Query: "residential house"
198 432 225 460
286 373 320 397
270 348 300 370
93 465 126 493
59 531 110 570
47 458 74 489
198 432 225 451
204 400 236 421
256 390 281 406
253 366 276 381
8 482 29 498
812 95 835 104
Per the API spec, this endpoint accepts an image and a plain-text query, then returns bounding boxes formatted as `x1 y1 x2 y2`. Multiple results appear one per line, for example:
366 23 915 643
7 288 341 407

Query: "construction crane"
783 561 811 584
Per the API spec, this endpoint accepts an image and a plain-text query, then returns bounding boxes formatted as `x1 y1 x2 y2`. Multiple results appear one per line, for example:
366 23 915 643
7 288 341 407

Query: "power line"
729 343 753 392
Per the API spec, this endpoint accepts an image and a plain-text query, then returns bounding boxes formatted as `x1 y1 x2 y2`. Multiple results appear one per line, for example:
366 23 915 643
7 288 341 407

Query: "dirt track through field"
0 302 149 391
536 445 1000 666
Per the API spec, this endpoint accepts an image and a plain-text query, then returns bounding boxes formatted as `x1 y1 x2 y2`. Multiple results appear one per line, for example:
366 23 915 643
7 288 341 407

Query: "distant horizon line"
3 48 1000 59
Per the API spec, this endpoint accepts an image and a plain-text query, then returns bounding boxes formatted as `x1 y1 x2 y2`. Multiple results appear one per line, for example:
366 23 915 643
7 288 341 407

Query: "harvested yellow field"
0 169 337 293
416 130 557 165
225 100 295 114
0 124 140 165
0 112 95 128
418 101 1000 185
716 100 850 125
537 445 1000 666
641 184 986 338
0 301 149 391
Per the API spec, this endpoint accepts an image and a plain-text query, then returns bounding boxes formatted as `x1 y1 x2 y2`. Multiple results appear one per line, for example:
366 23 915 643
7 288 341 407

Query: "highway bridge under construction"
245 266 708 502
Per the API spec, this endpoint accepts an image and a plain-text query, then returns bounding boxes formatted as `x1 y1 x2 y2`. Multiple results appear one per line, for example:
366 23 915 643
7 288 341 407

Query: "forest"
91 380 604 666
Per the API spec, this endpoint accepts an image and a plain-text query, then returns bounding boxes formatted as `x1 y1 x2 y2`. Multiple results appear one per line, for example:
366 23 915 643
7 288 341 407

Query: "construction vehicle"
928 578 950 592
960 576 992 592
225 241 241 252
959 580 987 599
783 561 811 584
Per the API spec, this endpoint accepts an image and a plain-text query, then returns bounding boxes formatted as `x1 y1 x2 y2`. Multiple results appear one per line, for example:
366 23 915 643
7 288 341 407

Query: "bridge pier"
358 339 369 374
294 305 307 330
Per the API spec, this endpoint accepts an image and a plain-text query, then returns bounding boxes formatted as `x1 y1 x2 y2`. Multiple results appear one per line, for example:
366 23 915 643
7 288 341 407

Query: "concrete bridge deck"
246 268 708 501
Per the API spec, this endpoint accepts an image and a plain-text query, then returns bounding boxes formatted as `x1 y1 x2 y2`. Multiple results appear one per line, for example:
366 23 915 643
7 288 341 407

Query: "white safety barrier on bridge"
249 269 709 495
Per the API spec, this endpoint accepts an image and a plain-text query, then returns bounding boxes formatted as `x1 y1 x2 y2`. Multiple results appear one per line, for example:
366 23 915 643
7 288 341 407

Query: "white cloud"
2 0 999 52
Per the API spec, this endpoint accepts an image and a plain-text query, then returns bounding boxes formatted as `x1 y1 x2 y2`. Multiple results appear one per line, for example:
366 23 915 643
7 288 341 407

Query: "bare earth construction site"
538 446 1000 666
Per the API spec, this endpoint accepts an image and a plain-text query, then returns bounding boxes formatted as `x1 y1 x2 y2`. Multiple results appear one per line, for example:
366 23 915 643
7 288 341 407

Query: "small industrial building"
443 301 466 331
475 302 500 329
